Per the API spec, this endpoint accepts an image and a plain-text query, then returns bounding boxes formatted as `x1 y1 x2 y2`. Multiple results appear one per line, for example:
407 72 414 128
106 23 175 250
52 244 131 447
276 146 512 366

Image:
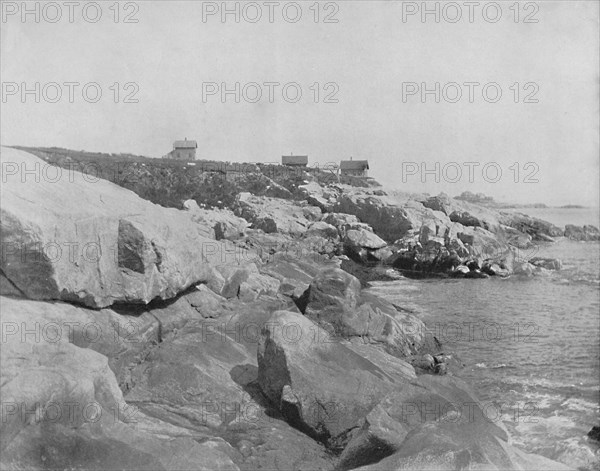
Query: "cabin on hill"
164 138 197 161
282 155 308 167
340 159 369 177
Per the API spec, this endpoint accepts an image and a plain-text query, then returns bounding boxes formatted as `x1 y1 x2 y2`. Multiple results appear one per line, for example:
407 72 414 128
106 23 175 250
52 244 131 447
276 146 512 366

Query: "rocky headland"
0 146 590 470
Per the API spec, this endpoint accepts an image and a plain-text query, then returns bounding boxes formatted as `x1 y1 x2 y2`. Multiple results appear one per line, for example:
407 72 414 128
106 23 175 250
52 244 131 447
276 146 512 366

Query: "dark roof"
340 160 369 170
282 155 308 165
173 140 198 149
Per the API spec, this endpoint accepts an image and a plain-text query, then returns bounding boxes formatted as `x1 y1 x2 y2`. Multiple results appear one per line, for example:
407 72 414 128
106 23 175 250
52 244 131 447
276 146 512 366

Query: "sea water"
366 209 600 470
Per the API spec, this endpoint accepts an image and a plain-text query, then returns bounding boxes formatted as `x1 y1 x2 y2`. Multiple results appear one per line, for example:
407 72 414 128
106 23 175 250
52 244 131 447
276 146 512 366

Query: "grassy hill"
12 146 379 210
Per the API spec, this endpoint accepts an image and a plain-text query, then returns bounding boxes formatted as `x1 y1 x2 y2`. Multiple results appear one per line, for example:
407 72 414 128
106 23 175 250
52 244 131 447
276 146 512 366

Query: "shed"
166 138 197 160
340 160 369 177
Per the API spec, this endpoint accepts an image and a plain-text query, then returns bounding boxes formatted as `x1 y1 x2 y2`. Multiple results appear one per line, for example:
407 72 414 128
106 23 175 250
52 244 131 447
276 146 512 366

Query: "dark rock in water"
514 262 535 276
501 212 564 240
529 257 562 271
452 265 470 277
464 269 489 279
410 353 453 376
565 224 600 241
466 259 482 271
588 426 600 442
481 262 510 277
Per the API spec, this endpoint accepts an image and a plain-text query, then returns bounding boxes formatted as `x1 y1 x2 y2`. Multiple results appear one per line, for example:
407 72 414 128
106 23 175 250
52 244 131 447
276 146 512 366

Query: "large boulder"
146 284 231 338
184 202 249 241
347 375 571 471
421 194 501 232
352 420 571 471
501 224 534 248
343 229 389 263
305 221 340 240
258 254 336 298
322 212 363 236
0 147 225 308
298 181 339 212
514 262 535 276
529 257 562 271
125 298 335 470
0 296 159 389
0 317 127 452
257 310 414 448
345 229 387 250
301 268 434 357
235 193 321 236
3 296 238 471
334 191 426 243
501 212 564 240
2 419 240 471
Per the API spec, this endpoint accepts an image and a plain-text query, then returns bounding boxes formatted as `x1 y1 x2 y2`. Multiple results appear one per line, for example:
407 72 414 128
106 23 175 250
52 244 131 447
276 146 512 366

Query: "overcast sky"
2 1 598 206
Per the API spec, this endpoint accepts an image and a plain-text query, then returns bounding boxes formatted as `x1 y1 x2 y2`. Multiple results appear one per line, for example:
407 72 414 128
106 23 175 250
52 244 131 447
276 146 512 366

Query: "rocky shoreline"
0 146 591 470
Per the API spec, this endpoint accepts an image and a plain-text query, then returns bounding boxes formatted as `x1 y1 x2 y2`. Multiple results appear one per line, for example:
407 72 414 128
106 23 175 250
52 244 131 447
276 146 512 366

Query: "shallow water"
366 237 600 470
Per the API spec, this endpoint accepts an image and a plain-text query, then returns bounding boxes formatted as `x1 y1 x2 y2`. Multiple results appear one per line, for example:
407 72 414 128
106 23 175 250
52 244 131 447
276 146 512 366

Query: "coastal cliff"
0 146 582 470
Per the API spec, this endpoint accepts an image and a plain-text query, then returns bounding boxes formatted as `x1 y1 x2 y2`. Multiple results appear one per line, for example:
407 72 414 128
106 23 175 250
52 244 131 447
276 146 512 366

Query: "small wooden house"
165 138 197 160
340 159 369 177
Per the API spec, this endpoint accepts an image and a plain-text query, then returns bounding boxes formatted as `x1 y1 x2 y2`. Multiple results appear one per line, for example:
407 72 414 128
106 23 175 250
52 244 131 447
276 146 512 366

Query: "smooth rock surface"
301 268 433 357
257 310 414 448
0 147 224 308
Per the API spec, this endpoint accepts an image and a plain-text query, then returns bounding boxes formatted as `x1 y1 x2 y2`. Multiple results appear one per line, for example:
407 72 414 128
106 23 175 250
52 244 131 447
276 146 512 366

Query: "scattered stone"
514 262 536 276
306 221 340 239
453 265 470 276
529 257 562 271
345 229 388 250
464 269 490 279
235 193 320 236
